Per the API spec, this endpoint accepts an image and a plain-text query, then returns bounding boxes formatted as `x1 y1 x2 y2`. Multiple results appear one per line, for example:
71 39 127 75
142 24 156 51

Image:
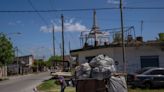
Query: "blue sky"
0 0 164 59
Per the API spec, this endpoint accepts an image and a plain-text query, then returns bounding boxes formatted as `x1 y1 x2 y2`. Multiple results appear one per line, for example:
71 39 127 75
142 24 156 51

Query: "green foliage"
159 33 164 41
37 80 56 91
49 55 62 61
0 33 14 65
45 55 62 67
33 60 46 67
37 79 75 92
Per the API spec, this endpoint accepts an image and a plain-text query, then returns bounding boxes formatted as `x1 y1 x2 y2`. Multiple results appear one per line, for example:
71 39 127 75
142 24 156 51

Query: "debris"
107 76 127 92
75 54 128 92
89 54 116 72
75 63 91 79
91 66 111 80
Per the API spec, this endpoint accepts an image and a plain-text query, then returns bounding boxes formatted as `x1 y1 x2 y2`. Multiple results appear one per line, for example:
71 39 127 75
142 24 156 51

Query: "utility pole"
61 14 65 69
69 41 71 53
15 46 19 75
52 25 55 57
60 43 62 56
120 0 126 73
141 20 143 36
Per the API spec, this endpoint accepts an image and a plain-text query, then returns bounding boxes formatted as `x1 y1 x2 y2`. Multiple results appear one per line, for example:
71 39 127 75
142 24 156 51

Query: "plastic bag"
75 63 91 79
107 76 128 92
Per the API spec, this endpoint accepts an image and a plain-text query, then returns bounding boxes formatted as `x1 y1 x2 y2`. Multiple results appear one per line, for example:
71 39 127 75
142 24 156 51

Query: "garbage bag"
75 63 91 79
89 54 116 72
107 76 128 92
91 66 111 80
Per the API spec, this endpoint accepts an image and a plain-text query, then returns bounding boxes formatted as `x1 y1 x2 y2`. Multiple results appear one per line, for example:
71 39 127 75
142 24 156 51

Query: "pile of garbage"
75 54 127 92
76 54 116 80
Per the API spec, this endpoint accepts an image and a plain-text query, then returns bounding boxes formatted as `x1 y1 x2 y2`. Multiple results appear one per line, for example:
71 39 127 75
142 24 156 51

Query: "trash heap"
75 54 127 92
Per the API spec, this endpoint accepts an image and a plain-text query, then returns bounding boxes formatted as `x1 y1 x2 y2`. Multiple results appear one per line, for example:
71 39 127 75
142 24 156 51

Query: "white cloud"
40 19 89 33
16 20 22 24
8 22 16 26
107 0 119 4
8 20 23 26
40 26 51 33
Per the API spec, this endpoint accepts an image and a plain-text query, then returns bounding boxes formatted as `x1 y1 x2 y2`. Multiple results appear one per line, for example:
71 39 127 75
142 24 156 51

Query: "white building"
71 42 164 73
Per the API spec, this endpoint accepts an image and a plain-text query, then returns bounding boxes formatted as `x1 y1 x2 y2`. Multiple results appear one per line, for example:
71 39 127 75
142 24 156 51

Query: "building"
70 41 164 73
70 10 164 73
8 55 34 75
15 55 34 66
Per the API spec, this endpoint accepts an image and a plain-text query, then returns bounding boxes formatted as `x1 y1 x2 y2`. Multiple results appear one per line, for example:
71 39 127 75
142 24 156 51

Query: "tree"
46 55 62 67
0 33 15 66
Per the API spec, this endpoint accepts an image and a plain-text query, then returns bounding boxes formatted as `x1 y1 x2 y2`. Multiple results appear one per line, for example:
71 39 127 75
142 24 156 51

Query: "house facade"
8 55 34 75
70 43 164 73
16 55 34 66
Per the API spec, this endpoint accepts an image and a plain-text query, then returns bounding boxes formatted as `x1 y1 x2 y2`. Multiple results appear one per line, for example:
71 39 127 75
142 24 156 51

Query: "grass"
128 88 164 92
37 79 75 92
37 80 164 92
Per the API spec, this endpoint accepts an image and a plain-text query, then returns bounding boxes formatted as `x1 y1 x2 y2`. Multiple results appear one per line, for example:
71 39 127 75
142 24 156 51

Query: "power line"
27 0 48 25
0 7 164 13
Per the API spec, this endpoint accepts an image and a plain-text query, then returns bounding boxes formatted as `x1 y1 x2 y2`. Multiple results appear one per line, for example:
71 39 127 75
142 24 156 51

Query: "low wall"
0 66 7 78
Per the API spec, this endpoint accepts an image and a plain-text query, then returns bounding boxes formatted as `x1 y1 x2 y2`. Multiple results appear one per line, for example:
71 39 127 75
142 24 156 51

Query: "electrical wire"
27 0 49 25
0 7 164 13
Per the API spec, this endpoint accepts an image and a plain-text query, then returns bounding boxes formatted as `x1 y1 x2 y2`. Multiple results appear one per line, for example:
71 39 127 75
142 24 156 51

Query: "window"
140 56 159 68
148 70 164 75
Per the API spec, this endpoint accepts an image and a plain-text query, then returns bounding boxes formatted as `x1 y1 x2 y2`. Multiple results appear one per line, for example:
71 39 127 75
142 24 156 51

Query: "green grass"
129 88 164 92
37 80 55 91
37 80 164 92
37 79 75 92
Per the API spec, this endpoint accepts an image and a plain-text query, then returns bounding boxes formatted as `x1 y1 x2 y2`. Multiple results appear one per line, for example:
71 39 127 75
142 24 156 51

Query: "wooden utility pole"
69 41 71 53
52 24 55 57
141 20 143 36
61 14 65 69
120 0 126 73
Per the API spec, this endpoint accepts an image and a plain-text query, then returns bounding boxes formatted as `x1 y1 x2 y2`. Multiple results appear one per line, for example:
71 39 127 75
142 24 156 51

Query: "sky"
0 0 164 59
